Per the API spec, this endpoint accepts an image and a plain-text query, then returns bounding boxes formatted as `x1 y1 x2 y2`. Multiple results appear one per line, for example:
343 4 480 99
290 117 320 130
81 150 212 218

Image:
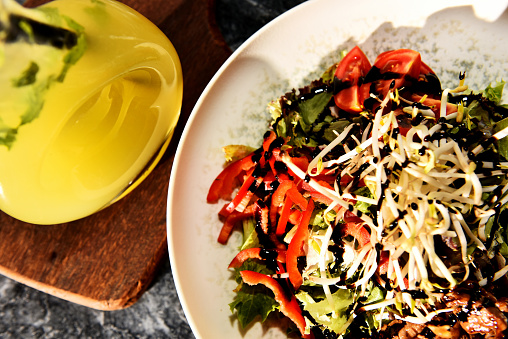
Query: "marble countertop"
0 0 306 338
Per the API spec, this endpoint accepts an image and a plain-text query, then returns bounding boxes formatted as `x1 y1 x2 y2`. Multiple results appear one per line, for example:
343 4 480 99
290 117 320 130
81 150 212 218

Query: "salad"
207 46 508 338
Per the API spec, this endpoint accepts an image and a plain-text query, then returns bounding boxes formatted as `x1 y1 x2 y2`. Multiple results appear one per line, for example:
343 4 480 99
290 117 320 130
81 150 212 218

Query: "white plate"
167 1 508 338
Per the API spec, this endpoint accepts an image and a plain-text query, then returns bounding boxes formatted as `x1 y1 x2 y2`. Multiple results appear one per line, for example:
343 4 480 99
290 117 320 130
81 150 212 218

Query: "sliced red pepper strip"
276 195 293 236
287 199 315 290
255 200 271 235
262 131 277 155
286 187 308 211
287 156 309 177
301 180 335 207
410 93 458 119
240 270 309 338
312 173 338 186
218 202 230 218
217 204 256 245
377 250 390 275
228 248 286 269
262 171 276 187
343 210 363 223
270 181 307 229
207 153 257 203
271 148 282 162
237 181 261 212
270 180 294 226
288 209 302 225
264 134 292 181
255 200 287 250
341 222 370 247
308 190 334 206
268 148 290 180
225 167 260 213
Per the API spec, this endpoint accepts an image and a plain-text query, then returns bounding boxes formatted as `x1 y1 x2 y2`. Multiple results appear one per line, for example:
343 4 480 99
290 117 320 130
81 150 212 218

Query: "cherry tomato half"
365 49 422 99
333 46 371 113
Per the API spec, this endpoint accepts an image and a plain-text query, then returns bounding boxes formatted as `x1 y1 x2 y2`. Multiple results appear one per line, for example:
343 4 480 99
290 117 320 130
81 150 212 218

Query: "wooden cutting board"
0 0 231 310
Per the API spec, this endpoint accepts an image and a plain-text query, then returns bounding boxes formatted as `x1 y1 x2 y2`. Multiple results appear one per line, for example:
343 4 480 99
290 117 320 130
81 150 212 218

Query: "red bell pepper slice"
341 222 371 247
262 171 276 188
263 133 293 181
207 153 257 203
217 204 256 245
225 167 261 214
270 180 294 226
270 180 308 228
301 180 335 207
268 148 291 181
254 200 286 249
287 156 309 177
262 131 277 155
218 202 230 218
308 190 334 206
343 210 363 223
288 209 302 225
287 199 315 290
377 250 390 275
240 270 309 338
255 201 286 250
410 93 458 119
255 200 271 235
311 173 338 186
276 195 293 236
286 187 307 211
228 248 286 269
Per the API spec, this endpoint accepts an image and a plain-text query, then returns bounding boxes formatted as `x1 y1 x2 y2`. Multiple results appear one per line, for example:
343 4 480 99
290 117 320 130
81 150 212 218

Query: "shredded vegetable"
208 47 508 339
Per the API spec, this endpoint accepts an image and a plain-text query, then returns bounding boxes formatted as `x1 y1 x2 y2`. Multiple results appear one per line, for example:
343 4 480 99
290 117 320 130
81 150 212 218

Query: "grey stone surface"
216 0 308 50
0 1 307 338
0 261 192 339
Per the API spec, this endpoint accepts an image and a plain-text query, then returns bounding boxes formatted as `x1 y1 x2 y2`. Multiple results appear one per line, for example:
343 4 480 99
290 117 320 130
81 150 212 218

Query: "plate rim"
166 0 508 337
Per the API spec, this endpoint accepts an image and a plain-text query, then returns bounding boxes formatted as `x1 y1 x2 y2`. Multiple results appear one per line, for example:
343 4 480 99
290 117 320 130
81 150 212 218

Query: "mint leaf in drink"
0 0 86 148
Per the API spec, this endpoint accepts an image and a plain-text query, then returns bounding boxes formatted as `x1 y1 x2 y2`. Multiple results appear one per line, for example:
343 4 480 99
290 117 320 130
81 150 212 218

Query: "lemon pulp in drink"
0 0 183 224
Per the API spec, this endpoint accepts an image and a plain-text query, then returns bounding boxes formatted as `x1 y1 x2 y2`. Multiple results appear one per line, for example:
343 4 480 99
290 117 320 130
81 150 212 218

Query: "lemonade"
0 0 183 224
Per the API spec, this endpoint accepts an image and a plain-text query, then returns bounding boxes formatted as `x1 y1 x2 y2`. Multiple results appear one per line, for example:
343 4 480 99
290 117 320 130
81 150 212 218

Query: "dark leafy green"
229 260 278 329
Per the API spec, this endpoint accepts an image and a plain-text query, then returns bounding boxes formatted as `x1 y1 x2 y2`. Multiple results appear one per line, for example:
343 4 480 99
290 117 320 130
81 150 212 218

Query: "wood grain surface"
0 0 231 310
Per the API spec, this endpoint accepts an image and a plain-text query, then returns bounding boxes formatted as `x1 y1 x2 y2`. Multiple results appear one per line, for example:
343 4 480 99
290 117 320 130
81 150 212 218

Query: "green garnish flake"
11 61 39 87
1 2 88 148
58 15 87 81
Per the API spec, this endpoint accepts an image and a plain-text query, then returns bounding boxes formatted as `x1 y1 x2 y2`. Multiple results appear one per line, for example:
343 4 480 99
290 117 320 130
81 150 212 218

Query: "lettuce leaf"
298 92 333 128
484 81 506 105
354 186 374 214
239 218 259 251
229 291 278 329
296 289 354 334
229 260 278 329
222 144 257 163
495 117 508 160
